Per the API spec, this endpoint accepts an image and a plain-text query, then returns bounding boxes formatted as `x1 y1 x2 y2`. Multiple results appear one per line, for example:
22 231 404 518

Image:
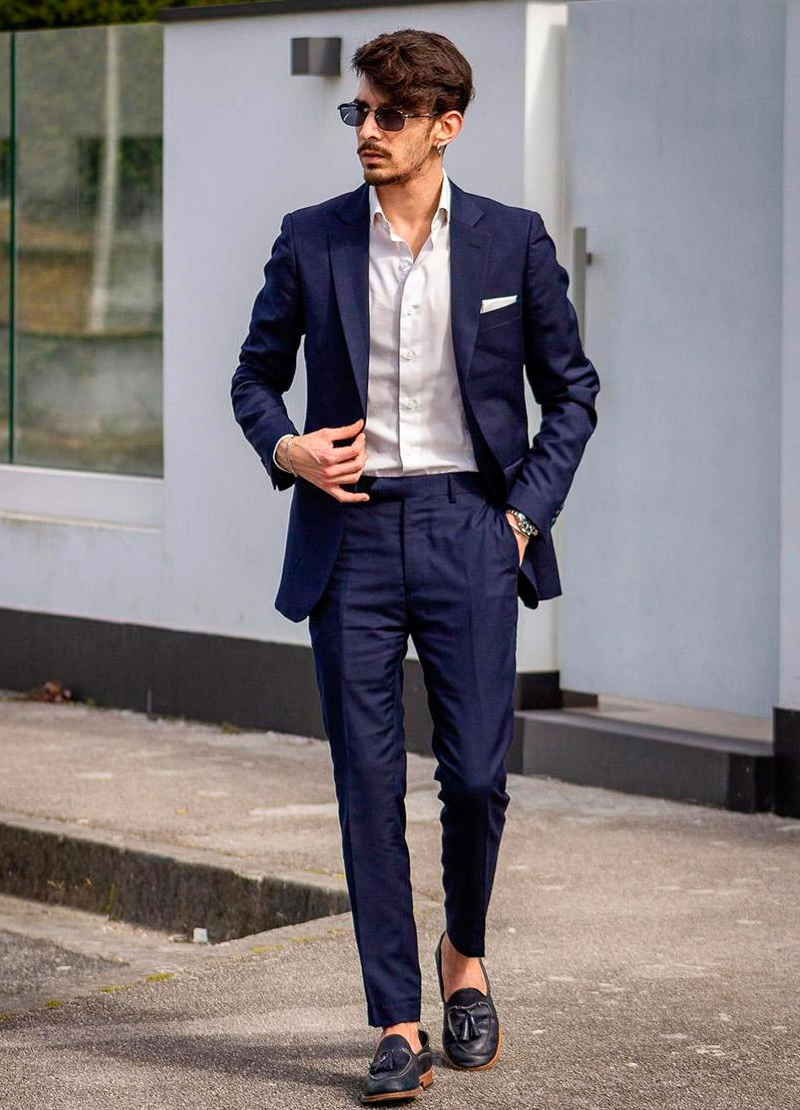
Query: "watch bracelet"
505 506 538 537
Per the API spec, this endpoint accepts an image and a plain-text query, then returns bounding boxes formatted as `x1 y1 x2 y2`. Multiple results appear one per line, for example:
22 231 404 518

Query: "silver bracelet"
285 435 297 476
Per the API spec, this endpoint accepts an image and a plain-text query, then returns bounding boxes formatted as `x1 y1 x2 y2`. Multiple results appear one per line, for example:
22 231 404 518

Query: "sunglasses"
337 101 440 132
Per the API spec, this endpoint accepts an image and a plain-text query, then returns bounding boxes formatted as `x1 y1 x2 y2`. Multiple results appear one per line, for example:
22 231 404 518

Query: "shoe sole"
361 1066 434 1103
442 1025 503 1071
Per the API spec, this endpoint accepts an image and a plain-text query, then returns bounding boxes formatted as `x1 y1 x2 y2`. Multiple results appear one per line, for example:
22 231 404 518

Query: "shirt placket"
398 240 421 464
383 215 442 469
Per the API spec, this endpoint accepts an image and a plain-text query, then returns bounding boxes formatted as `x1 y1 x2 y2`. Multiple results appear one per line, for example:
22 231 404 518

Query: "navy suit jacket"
231 177 600 623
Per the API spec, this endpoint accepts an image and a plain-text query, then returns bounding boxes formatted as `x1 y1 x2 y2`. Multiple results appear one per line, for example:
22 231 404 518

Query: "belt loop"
446 473 455 503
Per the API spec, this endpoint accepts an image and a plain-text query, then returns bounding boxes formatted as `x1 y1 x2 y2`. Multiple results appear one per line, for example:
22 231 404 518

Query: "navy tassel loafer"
361 1029 434 1104
434 929 503 1070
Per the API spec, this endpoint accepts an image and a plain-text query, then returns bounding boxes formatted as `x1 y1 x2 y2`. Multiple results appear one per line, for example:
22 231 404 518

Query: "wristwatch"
505 505 539 538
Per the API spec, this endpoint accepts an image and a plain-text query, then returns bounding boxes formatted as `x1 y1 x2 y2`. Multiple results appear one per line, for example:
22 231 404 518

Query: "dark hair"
350 28 475 116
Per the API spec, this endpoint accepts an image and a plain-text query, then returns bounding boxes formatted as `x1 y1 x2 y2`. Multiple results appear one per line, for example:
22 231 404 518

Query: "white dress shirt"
273 167 479 477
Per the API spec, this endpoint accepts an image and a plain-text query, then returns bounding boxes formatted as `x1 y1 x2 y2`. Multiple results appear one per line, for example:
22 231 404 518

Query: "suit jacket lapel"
329 176 489 418
329 182 370 415
448 179 490 393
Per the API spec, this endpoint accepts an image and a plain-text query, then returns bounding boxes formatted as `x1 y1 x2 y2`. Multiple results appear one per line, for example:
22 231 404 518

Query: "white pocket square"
480 294 518 314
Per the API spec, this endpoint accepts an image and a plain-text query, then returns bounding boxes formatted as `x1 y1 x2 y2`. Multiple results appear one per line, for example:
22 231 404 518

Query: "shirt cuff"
273 433 295 473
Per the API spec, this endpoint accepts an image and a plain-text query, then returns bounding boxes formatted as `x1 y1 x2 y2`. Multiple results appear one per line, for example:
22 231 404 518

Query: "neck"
374 160 445 229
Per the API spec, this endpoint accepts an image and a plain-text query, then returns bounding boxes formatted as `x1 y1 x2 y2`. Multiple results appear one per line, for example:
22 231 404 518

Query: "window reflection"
0 34 11 463
2 23 163 476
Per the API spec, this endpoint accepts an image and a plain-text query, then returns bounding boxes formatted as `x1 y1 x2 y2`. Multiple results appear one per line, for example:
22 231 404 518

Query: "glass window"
1 23 163 476
0 33 11 463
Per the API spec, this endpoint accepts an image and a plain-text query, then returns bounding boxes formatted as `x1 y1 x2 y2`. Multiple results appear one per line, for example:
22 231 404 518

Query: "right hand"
277 418 371 502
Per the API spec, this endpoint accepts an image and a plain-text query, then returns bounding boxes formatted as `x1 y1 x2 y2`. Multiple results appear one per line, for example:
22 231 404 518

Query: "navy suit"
231 177 599 1027
231 178 600 623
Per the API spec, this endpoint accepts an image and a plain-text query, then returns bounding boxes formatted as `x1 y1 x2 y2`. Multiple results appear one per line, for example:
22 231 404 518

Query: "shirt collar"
369 168 451 239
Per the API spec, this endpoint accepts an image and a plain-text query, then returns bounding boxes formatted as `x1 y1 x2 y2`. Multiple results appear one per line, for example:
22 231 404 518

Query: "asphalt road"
0 695 799 1108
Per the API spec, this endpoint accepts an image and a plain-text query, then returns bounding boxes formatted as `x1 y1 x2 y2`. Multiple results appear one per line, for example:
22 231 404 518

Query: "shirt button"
403 350 415 360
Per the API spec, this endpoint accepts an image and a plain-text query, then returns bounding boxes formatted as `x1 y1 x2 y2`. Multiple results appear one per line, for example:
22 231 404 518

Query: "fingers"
324 464 370 501
303 418 373 501
333 489 371 502
315 425 371 501
320 427 370 499
326 464 371 501
329 416 366 436
325 432 367 473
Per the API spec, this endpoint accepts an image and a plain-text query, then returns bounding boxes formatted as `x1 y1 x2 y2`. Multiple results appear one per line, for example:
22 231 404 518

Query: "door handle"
572 226 593 340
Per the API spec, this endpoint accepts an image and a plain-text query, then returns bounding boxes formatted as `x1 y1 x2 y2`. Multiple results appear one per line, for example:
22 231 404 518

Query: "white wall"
559 0 786 718
8 0 792 721
781 0 800 710
1 1 569 674
521 2 569 671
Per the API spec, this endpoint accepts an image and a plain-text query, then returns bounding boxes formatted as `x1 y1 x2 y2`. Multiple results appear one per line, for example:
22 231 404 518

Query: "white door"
559 0 785 718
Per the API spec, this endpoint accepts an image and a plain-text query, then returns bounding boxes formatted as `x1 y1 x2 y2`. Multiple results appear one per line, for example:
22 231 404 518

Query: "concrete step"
0 811 350 944
507 709 774 813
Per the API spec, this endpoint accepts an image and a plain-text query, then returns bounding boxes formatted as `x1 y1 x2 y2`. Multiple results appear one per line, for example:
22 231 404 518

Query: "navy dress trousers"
309 469 519 1025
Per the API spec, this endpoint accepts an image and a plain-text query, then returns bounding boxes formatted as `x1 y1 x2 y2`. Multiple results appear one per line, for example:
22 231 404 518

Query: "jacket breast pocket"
475 300 524 358
476 299 522 333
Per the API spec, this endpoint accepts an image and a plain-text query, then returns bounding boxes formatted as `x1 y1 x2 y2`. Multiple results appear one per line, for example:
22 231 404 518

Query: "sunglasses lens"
337 103 407 130
339 103 364 126
375 108 405 131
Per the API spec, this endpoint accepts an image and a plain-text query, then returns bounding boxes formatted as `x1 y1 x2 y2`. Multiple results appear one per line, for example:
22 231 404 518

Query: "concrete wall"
781 0 800 711
521 2 569 670
4 0 794 723
0 1 569 673
560 0 786 718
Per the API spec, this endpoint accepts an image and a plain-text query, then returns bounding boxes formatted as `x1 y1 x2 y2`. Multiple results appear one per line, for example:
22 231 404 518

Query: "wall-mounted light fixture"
291 37 341 76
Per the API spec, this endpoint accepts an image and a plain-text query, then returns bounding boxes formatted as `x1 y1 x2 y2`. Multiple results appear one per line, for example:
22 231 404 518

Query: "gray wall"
3 0 796 722
781 0 800 711
167 0 529 652
560 0 786 717
3 2 569 670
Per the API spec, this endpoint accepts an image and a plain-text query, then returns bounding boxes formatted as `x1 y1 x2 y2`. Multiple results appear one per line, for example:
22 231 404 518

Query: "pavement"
0 691 799 1109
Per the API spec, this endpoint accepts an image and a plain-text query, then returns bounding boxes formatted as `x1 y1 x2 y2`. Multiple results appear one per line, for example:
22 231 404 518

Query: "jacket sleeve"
505 211 600 543
230 212 304 492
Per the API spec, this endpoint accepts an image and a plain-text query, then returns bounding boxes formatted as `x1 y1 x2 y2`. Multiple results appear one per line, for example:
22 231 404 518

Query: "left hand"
504 511 529 566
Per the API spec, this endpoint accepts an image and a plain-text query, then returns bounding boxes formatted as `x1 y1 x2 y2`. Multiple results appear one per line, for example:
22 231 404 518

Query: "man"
231 28 599 1104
